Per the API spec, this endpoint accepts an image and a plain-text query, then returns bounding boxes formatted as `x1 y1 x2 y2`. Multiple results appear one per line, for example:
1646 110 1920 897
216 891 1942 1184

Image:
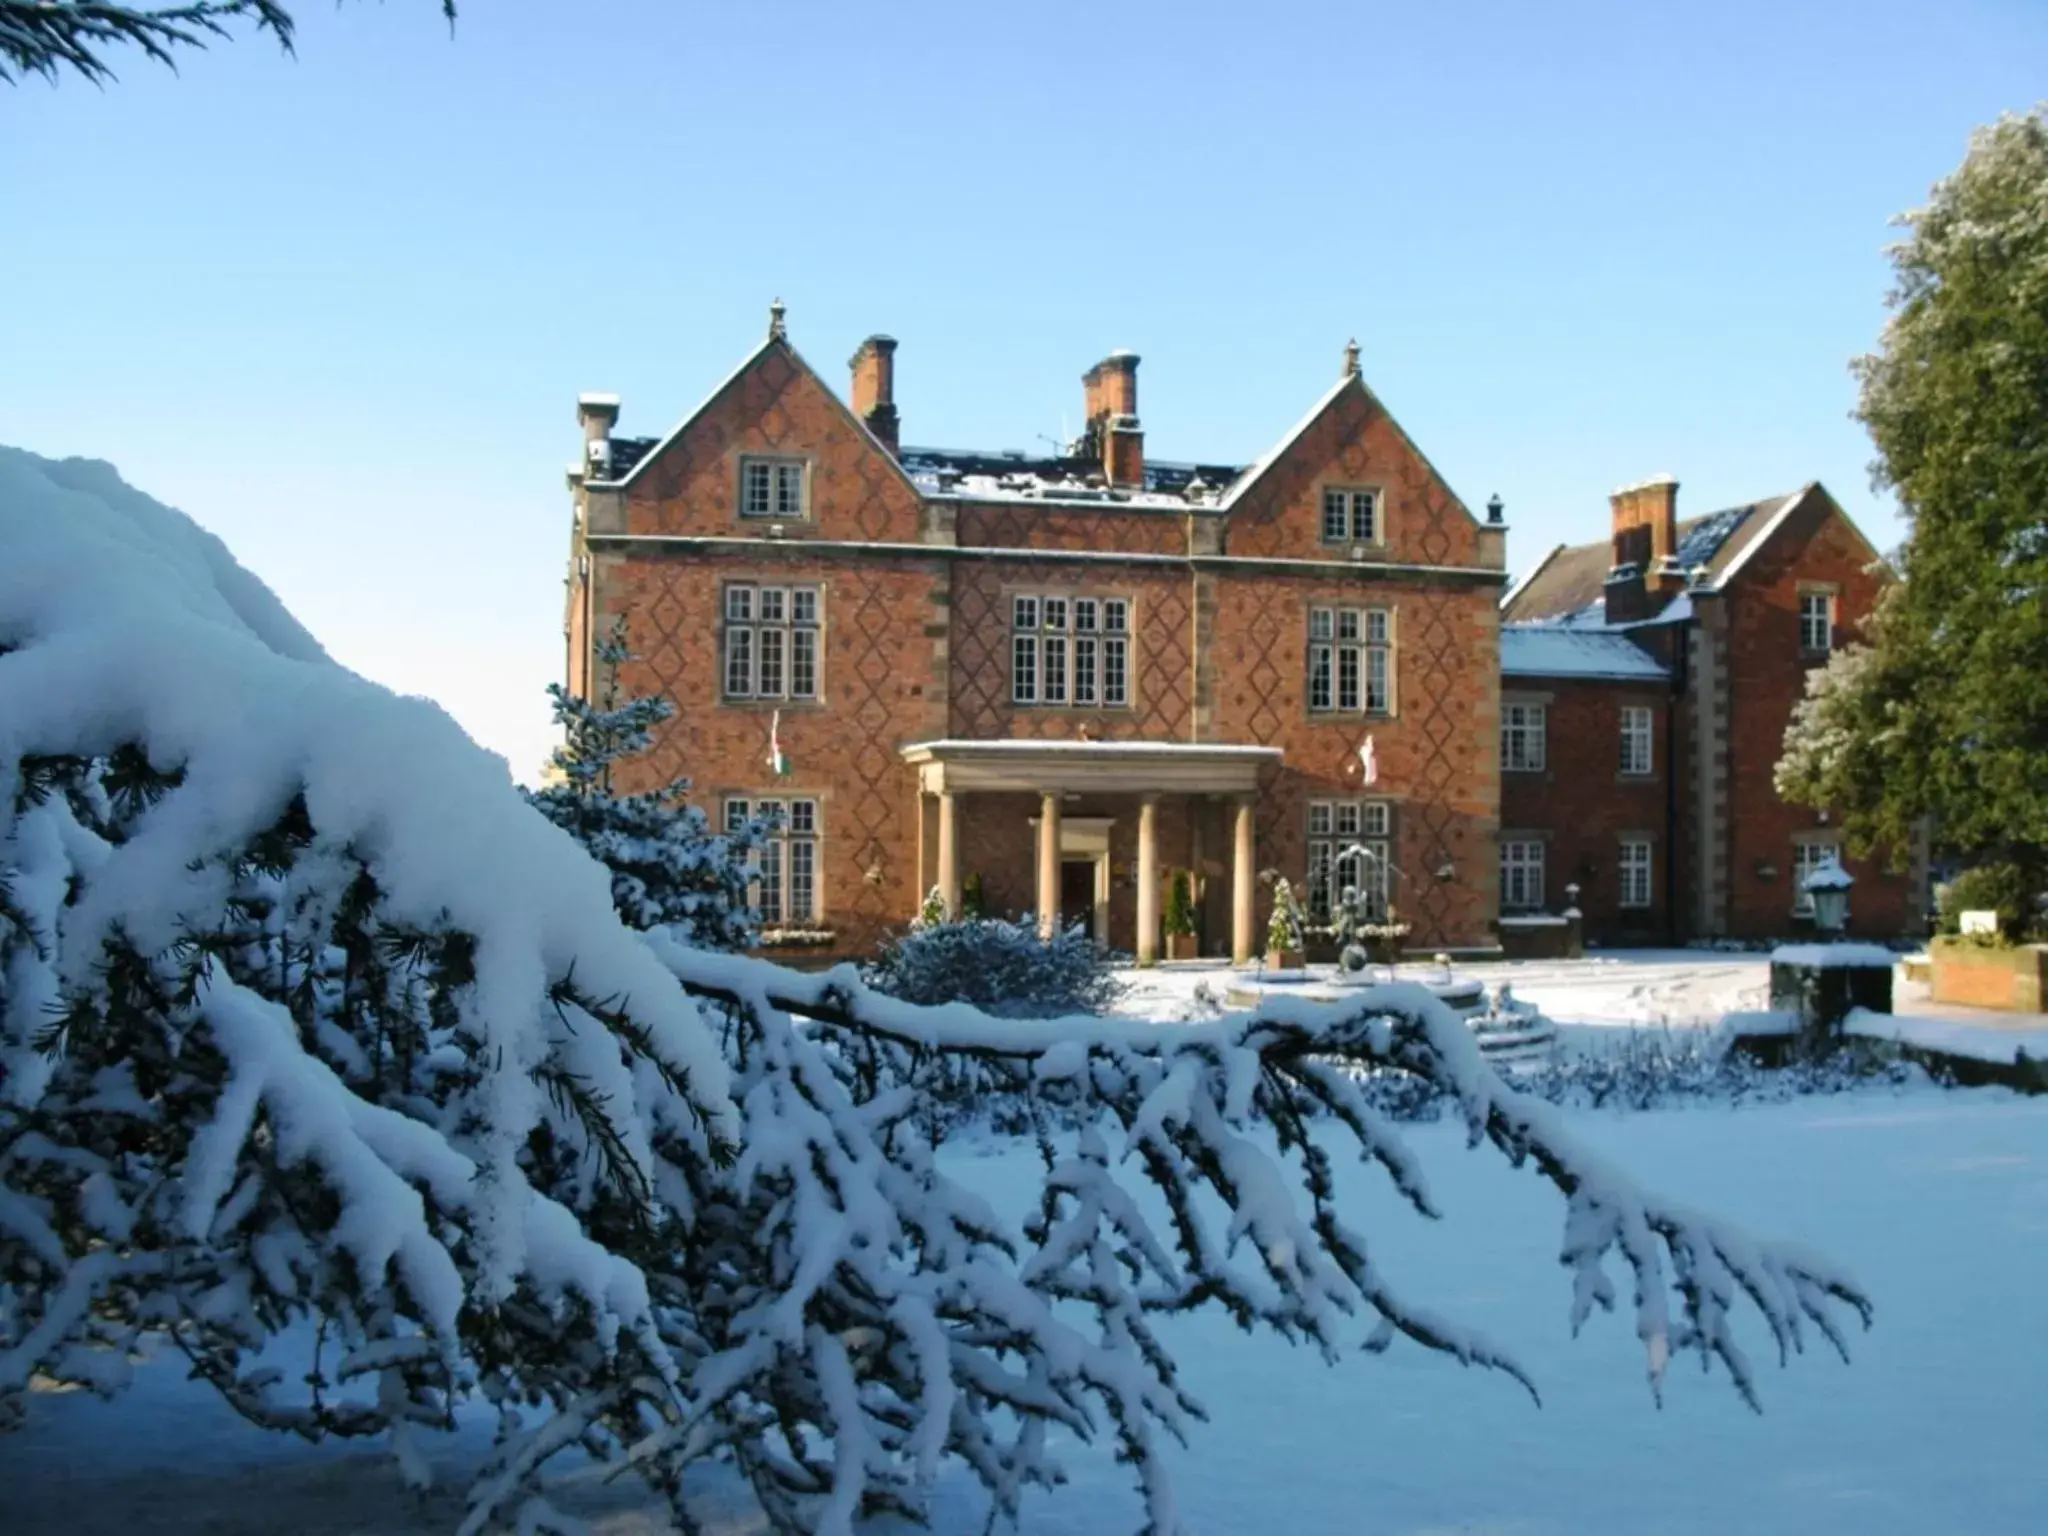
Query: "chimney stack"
849 335 900 455
1082 350 1144 487
577 391 621 477
1605 473 1680 623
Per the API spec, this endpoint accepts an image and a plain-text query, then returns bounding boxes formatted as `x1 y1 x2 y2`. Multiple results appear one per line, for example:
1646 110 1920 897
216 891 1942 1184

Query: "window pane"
1104 599 1128 634
760 843 784 924
726 585 753 623
742 461 771 516
1308 803 1332 837
1337 610 1360 642
1309 608 1333 641
1363 802 1389 838
759 587 786 624
1013 633 1037 703
1307 842 1333 922
1335 804 1361 838
1322 489 1348 541
789 799 816 834
1074 635 1098 705
1075 598 1098 632
1351 491 1377 542
1043 634 1068 703
1366 610 1389 643
1102 635 1128 706
726 628 753 696
790 629 817 699
789 838 815 921
1014 595 1038 630
792 587 818 625
775 462 804 517
1337 646 1360 711
758 627 783 697
1366 646 1389 713
1308 644 1333 711
724 800 749 833
1043 597 1068 633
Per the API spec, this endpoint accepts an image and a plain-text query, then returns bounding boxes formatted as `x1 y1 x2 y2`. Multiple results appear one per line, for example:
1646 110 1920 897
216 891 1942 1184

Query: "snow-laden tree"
0 1 452 85
4 447 1875 1535
1781 107 2048 890
528 616 763 951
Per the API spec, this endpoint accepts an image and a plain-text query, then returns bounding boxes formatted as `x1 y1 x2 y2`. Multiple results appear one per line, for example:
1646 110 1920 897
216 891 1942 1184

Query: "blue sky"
3 0 2042 781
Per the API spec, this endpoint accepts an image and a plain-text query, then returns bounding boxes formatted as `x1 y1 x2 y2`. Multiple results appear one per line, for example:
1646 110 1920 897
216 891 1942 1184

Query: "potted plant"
1164 869 1199 960
1264 875 1307 971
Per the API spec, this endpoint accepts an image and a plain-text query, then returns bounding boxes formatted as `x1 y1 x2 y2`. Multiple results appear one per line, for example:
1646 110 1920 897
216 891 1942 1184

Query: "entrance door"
1059 859 1097 937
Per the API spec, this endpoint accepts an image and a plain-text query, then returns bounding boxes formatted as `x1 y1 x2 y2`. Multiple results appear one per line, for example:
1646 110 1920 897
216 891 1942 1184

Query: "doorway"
1059 859 1097 938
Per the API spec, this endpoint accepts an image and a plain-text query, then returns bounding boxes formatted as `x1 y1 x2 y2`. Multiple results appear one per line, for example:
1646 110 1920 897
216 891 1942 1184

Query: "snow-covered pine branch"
650 940 1874 1534
0 448 735 1526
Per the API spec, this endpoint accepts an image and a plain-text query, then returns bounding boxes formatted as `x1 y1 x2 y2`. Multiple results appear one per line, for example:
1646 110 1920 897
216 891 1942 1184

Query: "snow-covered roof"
1500 627 1669 681
899 447 1246 510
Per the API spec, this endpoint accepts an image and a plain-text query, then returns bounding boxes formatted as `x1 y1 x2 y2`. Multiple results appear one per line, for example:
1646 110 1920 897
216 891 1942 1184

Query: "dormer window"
741 456 808 520
1321 486 1381 545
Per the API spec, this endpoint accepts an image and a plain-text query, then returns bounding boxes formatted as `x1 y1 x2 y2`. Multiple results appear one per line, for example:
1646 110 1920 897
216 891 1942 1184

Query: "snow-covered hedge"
862 913 1125 1018
3 449 1878 1535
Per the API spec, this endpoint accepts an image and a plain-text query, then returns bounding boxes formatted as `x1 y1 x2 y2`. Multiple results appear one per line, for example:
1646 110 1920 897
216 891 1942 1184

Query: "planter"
1931 938 2048 1012
1266 948 1306 972
1166 932 1200 961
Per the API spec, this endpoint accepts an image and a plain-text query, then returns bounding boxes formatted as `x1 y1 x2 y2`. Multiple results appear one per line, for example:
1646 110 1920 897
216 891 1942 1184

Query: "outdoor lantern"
1803 859 1854 934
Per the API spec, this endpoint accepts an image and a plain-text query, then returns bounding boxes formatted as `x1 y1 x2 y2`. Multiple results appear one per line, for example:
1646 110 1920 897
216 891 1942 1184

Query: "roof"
1500 626 1670 681
1502 489 1806 623
898 446 1247 510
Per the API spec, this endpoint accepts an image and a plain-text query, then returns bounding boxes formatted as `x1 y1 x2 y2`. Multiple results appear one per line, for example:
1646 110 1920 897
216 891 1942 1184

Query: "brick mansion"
563 305 1916 960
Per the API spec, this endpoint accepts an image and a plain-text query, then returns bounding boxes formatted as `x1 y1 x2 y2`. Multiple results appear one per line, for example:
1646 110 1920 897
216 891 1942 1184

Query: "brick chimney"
849 335 900 455
1605 473 1680 624
1083 350 1143 487
577 391 621 478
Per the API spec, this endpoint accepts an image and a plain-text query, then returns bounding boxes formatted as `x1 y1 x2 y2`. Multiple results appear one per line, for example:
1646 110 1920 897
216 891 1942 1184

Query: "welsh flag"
767 709 790 777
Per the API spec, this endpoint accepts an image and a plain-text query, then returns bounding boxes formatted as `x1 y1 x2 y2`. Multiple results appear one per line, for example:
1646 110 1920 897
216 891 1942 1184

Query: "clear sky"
4 1 2042 782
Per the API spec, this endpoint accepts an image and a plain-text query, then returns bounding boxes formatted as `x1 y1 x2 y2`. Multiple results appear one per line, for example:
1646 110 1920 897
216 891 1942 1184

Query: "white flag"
1359 734 1378 786
767 710 789 777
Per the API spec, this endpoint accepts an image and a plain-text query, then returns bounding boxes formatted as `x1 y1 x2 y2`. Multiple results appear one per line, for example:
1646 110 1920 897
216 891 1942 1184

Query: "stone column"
1038 792 1062 939
937 790 960 919
1231 796 1256 964
1136 795 1161 965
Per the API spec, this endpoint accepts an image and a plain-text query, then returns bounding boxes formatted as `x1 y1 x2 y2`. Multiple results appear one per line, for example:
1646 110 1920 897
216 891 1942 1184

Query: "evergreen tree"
0 2 453 86
528 617 762 951
1779 107 2048 890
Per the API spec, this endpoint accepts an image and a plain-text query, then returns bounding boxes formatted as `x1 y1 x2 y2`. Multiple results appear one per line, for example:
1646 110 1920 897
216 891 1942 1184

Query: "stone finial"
1342 337 1361 379
768 297 788 340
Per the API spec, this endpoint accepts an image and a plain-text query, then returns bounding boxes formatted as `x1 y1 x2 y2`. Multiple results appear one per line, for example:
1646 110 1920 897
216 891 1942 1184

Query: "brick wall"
1721 491 1911 938
1500 676 1676 943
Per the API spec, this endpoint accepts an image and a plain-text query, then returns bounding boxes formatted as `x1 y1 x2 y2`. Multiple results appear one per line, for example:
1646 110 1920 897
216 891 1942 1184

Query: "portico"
901 740 1282 963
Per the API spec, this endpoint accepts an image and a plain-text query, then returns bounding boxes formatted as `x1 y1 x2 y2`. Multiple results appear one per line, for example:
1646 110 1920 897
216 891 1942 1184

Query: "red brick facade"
1502 480 1918 945
566 318 1509 960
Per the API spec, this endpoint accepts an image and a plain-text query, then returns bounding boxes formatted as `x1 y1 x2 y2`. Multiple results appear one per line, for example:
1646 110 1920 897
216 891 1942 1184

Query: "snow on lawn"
6 1087 2045 1535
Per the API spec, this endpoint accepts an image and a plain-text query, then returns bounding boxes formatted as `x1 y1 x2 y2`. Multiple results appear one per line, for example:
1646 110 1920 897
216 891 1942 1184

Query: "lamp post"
1804 859 1853 935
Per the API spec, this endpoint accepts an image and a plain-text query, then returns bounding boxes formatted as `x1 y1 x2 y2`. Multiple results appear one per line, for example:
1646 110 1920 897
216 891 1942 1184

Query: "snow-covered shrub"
862 914 1125 1018
528 617 762 950
4 450 1883 1536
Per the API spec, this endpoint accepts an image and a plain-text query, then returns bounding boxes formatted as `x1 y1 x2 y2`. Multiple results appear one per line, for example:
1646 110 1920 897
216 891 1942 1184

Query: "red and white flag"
1359 734 1378 786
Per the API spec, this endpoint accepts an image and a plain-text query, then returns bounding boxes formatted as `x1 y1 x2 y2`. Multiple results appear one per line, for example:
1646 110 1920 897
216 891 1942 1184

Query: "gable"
616 339 925 545
1220 375 1483 567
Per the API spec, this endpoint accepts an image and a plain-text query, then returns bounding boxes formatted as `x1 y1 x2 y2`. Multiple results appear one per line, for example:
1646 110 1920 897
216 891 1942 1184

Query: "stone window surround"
1620 704 1654 777
720 578 826 706
1306 797 1395 924
737 453 811 523
1307 601 1398 717
1319 481 1387 550
723 793 824 924
1499 833 1548 913
1005 586 1136 712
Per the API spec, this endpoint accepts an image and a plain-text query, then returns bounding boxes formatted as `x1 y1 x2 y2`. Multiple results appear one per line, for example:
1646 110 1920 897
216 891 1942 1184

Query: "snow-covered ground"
7 1084 2046 1535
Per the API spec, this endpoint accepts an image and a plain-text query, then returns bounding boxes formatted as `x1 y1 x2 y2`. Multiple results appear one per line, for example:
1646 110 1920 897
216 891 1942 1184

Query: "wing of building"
1500 476 1921 944
565 309 1509 961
